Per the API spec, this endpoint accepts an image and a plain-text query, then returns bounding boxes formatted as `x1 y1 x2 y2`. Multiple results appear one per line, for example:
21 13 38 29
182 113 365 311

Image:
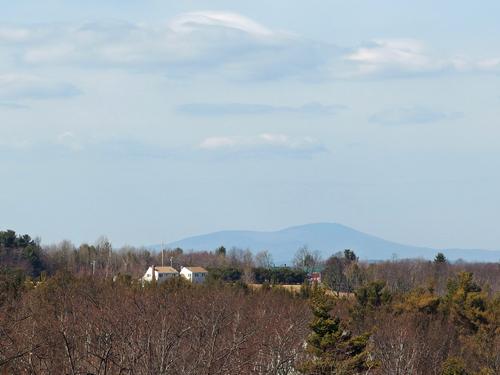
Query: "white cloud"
0 27 33 43
344 40 500 78
1 13 330 81
0 74 80 100
1 15 498 82
345 39 453 77
199 133 325 157
170 11 276 37
200 136 236 150
476 57 500 72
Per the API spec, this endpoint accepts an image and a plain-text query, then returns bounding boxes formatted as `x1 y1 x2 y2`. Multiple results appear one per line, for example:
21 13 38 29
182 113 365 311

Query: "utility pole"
161 246 164 267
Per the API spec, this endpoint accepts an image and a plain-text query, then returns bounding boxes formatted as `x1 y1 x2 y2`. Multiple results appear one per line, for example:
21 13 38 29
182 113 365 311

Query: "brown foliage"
0 275 309 374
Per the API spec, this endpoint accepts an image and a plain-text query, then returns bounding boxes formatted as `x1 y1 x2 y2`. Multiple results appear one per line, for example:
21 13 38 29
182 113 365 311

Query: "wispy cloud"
0 134 177 160
177 101 344 116
343 39 500 79
2 13 331 81
0 101 29 109
1 14 499 83
0 27 34 43
199 133 325 157
345 39 455 78
0 74 81 100
170 11 276 37
476 57 500 72
1 133 324 160
369 106 463 126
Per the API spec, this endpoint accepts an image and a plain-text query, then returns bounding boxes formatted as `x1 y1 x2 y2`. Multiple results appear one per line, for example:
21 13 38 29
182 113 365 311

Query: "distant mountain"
162 223 500 264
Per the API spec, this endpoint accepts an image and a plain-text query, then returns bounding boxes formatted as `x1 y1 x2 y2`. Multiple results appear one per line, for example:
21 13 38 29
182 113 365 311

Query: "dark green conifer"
300 287 375 374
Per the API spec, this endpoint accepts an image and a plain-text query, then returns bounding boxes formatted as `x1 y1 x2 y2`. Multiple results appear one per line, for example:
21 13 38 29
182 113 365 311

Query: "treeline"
321 249 500 295
207 266 307 285
1 230 309 285
2 230 497 294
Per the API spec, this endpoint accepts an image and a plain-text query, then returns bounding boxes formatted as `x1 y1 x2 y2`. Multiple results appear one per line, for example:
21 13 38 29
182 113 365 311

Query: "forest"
0 229 499 374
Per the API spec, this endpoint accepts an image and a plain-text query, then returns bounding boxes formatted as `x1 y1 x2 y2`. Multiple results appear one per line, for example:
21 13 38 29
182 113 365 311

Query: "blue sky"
1 1 500 250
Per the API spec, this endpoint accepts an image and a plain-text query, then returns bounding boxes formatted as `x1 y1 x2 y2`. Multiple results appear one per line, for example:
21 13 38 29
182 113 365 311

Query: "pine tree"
300 286 375 374
434 252 448 264
445 272 489 333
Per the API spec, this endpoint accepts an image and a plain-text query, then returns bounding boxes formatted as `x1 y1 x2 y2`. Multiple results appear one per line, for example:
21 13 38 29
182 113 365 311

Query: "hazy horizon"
2 1 500 251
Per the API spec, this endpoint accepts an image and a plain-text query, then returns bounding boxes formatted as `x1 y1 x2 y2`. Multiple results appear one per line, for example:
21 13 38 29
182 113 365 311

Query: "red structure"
309 272 322 283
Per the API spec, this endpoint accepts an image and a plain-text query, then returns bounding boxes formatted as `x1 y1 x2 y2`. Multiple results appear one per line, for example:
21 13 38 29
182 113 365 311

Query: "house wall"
180 268 207 283
191 272 206 283
143 267 178 283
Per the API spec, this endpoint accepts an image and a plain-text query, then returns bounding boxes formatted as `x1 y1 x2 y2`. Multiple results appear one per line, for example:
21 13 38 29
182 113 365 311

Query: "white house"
142 266 179 283
180 266 208 283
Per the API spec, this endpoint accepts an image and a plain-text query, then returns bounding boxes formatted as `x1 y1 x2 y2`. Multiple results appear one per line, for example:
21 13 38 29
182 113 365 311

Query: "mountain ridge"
160 223 500 263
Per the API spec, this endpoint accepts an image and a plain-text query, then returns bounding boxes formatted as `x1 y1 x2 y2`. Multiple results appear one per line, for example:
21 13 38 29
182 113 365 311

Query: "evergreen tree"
352 281 392 322
300 286 374 374
343 249 357 262
215 245 226 257
434 252 448 264
445 272 489 333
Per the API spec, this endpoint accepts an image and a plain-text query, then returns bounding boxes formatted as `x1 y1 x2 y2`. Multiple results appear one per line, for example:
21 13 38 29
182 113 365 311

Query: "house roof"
154 266 178 274
183 266 208 273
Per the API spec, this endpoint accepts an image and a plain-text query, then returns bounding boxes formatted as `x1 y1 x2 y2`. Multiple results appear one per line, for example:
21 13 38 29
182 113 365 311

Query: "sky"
1 1 500 250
